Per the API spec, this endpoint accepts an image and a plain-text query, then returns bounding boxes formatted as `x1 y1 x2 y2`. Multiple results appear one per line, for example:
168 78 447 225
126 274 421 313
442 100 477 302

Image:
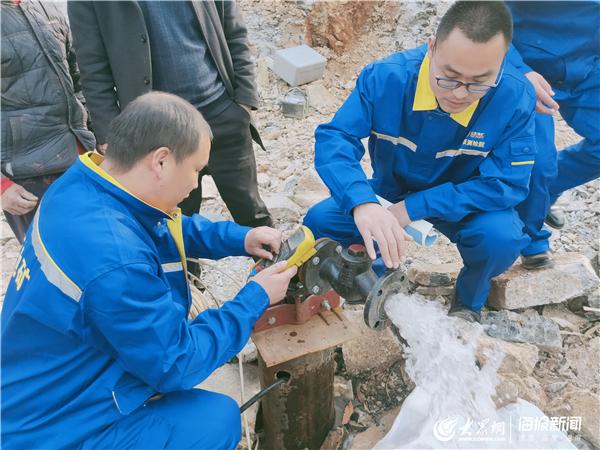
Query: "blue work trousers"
82 389 241 450
304 197 529 311
518 64 600 256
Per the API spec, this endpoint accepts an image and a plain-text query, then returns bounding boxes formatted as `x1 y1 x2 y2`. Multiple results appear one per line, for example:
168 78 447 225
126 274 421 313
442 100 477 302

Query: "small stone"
262 194 302 223
481 310 562 350
306 83 338 114
488 253 600 310
333 376 354 401
261 126 282 140
257 172 271 188
320 427 346 450
545 381 567 394
407 262 462 287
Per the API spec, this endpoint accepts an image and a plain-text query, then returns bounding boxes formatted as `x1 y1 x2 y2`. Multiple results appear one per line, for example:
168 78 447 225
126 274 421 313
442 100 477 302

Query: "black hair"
436 1 512 47
105 91 212 170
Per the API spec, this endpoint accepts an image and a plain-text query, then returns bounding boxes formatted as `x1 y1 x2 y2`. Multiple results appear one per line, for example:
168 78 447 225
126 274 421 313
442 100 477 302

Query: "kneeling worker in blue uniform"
1 92 297 449
304 1 536 323
507 1 600 269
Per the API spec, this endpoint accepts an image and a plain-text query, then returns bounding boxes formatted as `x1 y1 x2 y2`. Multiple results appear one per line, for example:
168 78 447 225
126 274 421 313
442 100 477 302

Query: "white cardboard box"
272 45 327 86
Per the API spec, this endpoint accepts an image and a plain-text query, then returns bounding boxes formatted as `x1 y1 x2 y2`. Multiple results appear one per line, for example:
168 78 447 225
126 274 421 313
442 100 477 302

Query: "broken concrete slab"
542 304 589 332
564 336 600 389
407 262 461 287
341 308 403 376
477 335 539 377
482 310 562 351
546 386 600 448
488 253 600 310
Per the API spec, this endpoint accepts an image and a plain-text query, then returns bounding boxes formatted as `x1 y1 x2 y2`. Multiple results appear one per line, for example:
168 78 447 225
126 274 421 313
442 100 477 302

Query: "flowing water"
374 293 575 449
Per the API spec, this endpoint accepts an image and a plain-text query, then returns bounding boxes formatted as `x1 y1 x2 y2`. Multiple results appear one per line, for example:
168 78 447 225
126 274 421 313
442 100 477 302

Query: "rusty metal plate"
252 308 358 367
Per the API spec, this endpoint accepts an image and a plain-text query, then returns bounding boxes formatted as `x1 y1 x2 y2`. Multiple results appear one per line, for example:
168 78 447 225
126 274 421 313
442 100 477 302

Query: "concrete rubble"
482 309 563 350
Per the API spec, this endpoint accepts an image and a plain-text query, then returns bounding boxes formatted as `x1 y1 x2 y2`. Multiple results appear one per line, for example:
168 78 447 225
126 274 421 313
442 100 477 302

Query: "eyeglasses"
434 61 505 93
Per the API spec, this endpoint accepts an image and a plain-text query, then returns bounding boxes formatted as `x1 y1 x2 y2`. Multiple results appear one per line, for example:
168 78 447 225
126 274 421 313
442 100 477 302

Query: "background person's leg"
433 209 529 311
206 101 272 227
82 389 241 450
549 66 600 202
516 113 557 257
303 197 363 246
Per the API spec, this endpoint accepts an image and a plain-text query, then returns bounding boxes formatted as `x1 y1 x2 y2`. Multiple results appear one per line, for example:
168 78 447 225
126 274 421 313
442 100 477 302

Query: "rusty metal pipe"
258 348 335 450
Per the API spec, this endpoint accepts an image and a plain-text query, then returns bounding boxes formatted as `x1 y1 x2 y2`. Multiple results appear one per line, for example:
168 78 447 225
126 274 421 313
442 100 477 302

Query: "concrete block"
489 253 600 310
272 45 326 86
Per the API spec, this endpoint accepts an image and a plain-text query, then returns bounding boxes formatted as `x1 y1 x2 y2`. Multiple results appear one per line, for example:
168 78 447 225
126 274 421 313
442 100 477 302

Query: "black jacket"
1 1 95 180
68 1 261 144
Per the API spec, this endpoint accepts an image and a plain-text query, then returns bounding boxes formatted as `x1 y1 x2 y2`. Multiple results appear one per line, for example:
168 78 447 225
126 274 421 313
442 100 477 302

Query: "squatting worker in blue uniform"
1 92 297 449
303 1 537 323
507 1 600 270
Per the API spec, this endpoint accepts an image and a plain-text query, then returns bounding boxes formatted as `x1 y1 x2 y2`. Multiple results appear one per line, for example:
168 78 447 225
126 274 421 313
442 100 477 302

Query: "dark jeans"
3 173 62 243
180 94 272 228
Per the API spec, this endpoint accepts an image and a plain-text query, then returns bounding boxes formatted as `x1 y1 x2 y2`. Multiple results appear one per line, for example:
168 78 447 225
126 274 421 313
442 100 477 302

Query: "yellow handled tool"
256 226 317 270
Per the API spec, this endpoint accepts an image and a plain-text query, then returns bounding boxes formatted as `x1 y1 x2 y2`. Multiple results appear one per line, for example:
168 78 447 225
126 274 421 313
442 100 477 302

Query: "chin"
442 101 468 113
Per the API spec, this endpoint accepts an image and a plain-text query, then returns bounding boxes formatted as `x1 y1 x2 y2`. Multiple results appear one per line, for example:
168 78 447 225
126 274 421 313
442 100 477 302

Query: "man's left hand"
387 200 412 228
245 226 281 260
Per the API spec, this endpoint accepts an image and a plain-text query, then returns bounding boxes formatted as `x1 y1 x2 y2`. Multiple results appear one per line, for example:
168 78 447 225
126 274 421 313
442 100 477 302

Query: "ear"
427 36 435 58
149 147 172 180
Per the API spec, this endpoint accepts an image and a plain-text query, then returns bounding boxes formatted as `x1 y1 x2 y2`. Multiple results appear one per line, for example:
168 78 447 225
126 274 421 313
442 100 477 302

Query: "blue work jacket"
506 1 600 84
1 153 268 448
315 45 537 223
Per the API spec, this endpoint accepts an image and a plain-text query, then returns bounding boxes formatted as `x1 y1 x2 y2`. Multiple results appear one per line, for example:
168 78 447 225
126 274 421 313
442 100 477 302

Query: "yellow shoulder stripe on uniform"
511 161 535 166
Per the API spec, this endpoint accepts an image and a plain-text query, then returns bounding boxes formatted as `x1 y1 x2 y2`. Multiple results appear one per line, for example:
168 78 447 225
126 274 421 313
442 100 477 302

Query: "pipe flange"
299 239 339 296
364 269 410 330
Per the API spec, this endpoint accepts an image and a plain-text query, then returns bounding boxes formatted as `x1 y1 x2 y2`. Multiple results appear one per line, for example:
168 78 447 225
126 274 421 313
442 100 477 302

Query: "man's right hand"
353 202 410 269
250 261 298 305
525 71 559 115
1 183 38 216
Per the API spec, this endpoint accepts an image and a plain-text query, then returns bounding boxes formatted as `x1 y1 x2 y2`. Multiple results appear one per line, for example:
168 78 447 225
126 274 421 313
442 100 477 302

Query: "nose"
453 85 469 99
